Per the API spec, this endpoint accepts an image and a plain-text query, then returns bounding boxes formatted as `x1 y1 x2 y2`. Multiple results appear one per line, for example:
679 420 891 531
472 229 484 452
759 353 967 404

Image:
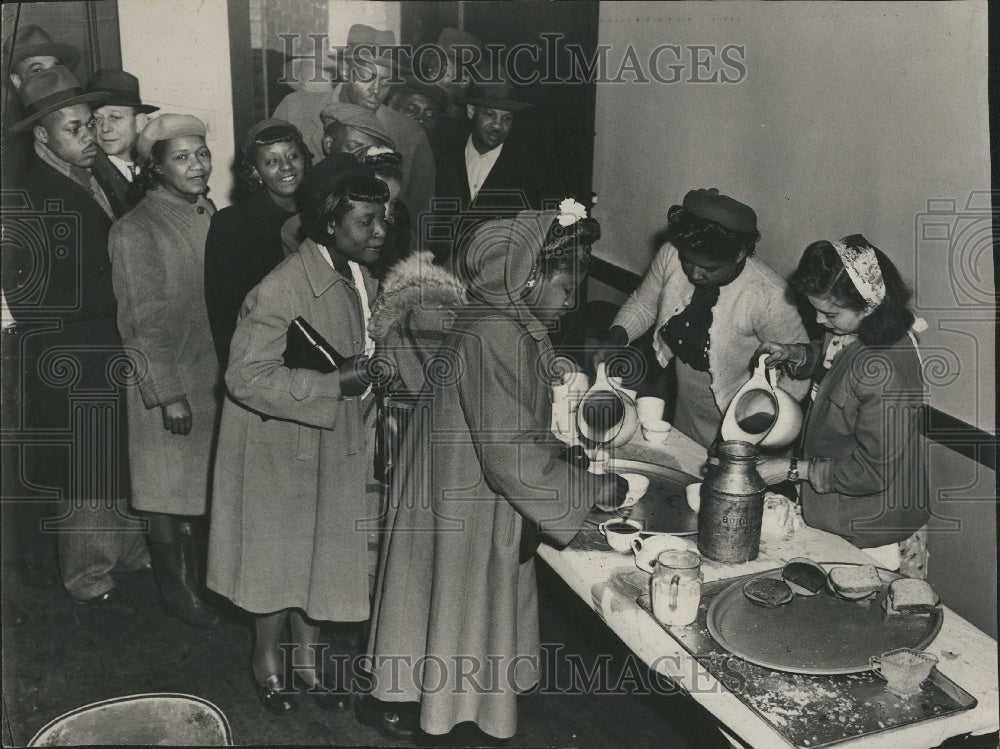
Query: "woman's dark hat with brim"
10 65 109 133
682 188 757 234
86 69 160 114
461 81 532 113
6 25 81 73
327 24 411 74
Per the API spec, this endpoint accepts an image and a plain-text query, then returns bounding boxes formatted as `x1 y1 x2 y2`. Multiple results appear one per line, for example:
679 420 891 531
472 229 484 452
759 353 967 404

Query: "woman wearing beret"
204 119 311 370
109 114 222 626
595 189 810 448
358 207 626 741
755 236 930 576
207 154 387 714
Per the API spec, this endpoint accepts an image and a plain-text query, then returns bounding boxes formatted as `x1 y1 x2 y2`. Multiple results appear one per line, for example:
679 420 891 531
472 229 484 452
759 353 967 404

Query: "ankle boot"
149 534 220 628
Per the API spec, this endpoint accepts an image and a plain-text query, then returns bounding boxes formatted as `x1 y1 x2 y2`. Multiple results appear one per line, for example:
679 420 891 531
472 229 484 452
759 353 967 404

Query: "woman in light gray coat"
109 114 221 627
207 154 387 715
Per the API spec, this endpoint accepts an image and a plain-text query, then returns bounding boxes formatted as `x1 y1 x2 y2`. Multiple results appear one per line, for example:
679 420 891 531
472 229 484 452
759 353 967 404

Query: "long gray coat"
367 213 600 739
206 239 378 621
109 187 220 515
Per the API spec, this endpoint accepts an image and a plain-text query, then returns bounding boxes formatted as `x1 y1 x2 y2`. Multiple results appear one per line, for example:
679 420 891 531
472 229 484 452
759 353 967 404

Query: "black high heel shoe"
250 664 299 715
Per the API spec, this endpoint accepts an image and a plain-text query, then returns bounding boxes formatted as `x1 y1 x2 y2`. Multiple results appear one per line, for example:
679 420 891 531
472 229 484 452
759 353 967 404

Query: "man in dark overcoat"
3 65 149 613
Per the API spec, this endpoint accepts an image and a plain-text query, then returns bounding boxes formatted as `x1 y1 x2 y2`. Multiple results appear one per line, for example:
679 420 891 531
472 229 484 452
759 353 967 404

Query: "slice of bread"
781 558 827 596
888 578 939 610
744 577 794 608
828 564 882 595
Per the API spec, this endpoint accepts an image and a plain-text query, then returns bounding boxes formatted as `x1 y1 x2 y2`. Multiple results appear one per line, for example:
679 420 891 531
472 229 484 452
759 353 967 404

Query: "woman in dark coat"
207 154 388 715
357 207 626 741
109 114 222 627
204 119 311 369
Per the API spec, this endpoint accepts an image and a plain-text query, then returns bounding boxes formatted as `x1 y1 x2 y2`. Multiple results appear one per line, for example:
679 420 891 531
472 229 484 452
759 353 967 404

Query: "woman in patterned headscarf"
755 236 930 576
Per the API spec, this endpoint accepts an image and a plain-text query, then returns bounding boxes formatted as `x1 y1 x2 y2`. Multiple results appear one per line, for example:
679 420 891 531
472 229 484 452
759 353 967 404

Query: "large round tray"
586 459 699 535
705 563 943 674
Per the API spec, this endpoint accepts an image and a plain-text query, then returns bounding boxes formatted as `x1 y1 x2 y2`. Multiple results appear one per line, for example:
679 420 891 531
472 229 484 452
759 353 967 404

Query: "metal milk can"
697 440 767 563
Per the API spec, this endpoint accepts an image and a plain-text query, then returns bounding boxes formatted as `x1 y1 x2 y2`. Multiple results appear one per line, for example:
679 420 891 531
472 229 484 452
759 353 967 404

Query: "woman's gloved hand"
161 397 192 435
590 325 629 375
556 444 590 471
752 341 812 377
338 355 374 396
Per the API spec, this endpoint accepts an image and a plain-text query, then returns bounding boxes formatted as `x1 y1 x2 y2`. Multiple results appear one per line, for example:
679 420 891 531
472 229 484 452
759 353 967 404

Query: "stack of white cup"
636 396 672 444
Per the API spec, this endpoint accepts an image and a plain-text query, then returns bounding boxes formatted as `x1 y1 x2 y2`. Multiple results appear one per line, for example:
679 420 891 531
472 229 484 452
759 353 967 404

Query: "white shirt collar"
464 135 504 201
108 153 138 181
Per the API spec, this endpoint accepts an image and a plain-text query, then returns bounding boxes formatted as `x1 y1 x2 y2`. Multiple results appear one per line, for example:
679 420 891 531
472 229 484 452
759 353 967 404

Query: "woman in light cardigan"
595 189 809 447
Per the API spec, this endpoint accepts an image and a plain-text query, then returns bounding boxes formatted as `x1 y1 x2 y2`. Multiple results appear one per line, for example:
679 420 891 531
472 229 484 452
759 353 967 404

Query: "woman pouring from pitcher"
594 188 810 447
755 236 930 577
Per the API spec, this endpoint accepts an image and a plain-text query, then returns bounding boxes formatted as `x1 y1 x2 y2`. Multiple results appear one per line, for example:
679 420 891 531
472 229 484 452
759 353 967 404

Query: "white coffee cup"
641 419 672 444
632 534 694 573
618 473 650 507
636 397 666 423
599 518 643 553
685 482 703 513
586 447 608 474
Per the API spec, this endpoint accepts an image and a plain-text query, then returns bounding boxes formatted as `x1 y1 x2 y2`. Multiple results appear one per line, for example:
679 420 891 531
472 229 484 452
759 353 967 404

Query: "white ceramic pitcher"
576 362 639 448
720 354 802 449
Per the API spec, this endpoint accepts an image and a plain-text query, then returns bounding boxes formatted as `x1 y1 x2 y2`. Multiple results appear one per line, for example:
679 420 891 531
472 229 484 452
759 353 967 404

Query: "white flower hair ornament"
832 240 886 308
557 198 588 227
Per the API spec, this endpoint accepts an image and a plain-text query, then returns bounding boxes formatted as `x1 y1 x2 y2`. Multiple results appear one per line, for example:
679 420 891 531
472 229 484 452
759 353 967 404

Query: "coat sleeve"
755 280 811 399
224 277 346 428
109 218 187 408
612 243 674 344
808 347 924 496
204 212 240 369
400 129 436 225
455 319 595 546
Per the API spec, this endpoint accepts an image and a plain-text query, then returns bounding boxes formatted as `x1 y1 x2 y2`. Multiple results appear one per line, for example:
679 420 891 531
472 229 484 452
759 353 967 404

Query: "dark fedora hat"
462 81 532 113
6 24 81 72
86 69 159 114
10 65 108 133
328 24 410 74
391 76 451 110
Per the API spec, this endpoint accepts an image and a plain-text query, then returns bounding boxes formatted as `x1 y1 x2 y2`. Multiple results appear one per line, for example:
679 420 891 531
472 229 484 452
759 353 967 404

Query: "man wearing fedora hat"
87 69 160 216
274 23 435 222
4 65 150 614
3 24 82 189
435 80 549 214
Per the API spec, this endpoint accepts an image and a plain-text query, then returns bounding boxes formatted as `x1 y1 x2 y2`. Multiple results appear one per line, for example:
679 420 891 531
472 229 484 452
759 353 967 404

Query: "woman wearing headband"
755 235 930 577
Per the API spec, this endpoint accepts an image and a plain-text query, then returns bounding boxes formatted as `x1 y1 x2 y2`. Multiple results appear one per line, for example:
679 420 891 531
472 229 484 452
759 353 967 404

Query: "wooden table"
538 428 999 748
